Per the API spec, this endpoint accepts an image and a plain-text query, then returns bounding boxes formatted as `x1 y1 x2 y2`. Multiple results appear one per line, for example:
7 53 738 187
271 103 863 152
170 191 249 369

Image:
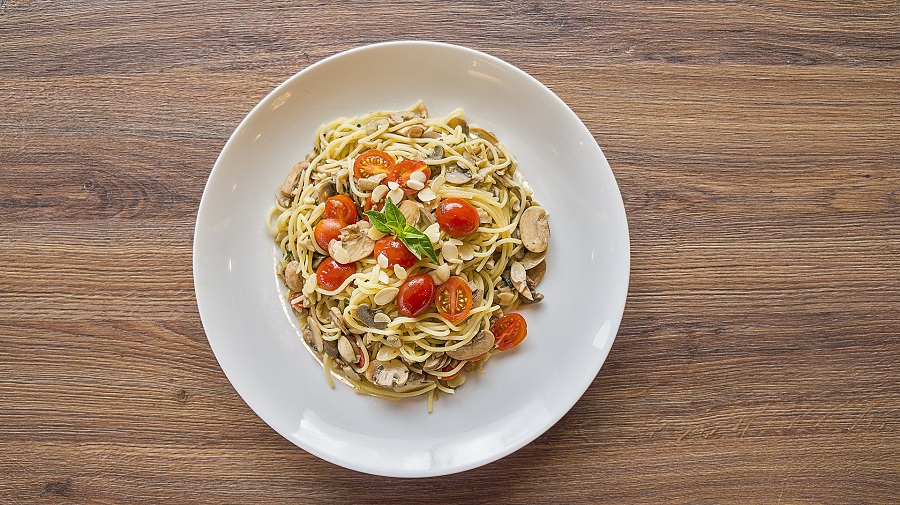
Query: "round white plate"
193 41 629 478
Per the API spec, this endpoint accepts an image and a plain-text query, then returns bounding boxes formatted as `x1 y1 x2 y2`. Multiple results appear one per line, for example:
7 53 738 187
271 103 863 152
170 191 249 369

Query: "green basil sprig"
365 198 438 264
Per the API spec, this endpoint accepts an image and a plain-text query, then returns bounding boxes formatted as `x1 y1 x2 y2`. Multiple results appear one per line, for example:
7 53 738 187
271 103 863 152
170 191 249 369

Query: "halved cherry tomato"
396 274 435 317
324 195 358 224
373 237 417 269
434 276 473 322
491 313 527 351
314 218 343 250
353 150 394 179
435 197 480 237
389 159 431 194
316 257 357 291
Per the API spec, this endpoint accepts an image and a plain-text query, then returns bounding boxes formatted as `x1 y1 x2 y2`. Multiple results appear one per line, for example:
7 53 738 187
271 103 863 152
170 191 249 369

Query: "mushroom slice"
423 353 450 372
338 221 375 262
422 128 441 139
393 372 433 393
283 261 303 292
527 259 547 286
521 250 547 270
427 145 444 160
445 164 473 185
356 304 388 330
447 331 495 361
337 335 358 365
469 127 498 146
447 117 469 136
357 173 387 191
329 306 348 333
303 317 324 354
365 360 410 388
399 200 423 227
280 161 308 199
323 338 341 361
519 206 550 253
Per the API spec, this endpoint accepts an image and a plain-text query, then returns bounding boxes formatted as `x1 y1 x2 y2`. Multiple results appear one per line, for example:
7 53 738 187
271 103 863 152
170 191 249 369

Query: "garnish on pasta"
267 102 550 411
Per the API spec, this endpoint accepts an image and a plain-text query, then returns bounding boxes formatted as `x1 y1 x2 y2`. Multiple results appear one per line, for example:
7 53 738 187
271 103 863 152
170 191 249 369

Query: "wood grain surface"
2 1 899 503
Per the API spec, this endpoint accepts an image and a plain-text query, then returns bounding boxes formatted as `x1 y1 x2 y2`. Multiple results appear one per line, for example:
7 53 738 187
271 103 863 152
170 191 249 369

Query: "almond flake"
410 170 428 183
441 242 459 261
377 253 389 269
371 185 389 202
435 264 451 283
373 287 399 306
388 181 400 190
417 187 437 202
393 264 408 280
386 187 405 205
406 179 425 191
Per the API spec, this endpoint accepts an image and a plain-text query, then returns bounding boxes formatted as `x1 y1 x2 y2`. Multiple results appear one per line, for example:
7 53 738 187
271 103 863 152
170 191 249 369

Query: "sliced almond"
497 291 517 306
393 264 408 280
371 185 389 203
424 222 441 243
373 312 392 325
388 181 400 190
338 336 357 364
367 226 387 240
410 170 428 184
435 264 451 283
441 242 459 261
430 174 445 193
374 287 399 306
417 187 437 202
458 244 475 261
329 240 352 265
378 271 390 284
376 345 401 361
377 253 389 269
406 179 425 191
386 187 405 205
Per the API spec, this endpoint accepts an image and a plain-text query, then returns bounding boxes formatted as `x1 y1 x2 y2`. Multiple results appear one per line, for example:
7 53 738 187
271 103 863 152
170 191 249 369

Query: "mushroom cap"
519 206 550 253
338 221 375 262
447 331 495 361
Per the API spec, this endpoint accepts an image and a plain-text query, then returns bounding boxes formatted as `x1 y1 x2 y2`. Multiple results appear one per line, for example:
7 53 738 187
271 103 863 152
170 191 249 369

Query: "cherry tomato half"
396 274 436 318
390 159 431 194
353 150 394 179
435 198 480 237
316 257 357 291
491 313 527 351
314 218 343 250
373 237 417 269
434 276 473 323
324 195 358 225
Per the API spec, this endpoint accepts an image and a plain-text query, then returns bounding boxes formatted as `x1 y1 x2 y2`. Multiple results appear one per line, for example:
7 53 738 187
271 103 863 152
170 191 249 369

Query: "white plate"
193 41 629 478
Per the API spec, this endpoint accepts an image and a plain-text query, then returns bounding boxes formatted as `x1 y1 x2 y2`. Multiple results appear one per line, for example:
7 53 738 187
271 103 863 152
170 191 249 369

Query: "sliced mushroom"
283 261 303 292
447 331 495 360
419 206 436 227
280 161 308 199
338 335 357 365
521 250 547 270
303 317 324 354
399 200 422 227
337 221 375 262
469 127 498 146
393 372 433 393
427 145 444 160
423 353 450 371
447 117 469 136
445 164 473 184
329 306 348 333
323 338 341 361
310 253 326 270
415 103 428 118
527 259 547 286
519 206 550 253
357 173 387 191
365 360 410 388
421 128 441 139
356 304 388 330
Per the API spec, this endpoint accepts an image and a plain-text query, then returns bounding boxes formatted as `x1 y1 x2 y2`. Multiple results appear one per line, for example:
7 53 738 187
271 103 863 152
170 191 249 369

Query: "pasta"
268 102 550 409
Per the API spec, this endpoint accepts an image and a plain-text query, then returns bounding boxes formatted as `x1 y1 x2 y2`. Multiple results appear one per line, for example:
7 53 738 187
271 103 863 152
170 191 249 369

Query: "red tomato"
435 198 480 237
363 196 384 213
314 218 343 250
353 150 394 178
434 276 473 322
491 313 527 351
316 257 357 291
389 159 431 194
373 237 417 269
324 195 358 224
396 274 436 317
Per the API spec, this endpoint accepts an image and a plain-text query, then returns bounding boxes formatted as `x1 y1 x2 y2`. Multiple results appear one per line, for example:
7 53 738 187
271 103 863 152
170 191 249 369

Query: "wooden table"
2 1 898 503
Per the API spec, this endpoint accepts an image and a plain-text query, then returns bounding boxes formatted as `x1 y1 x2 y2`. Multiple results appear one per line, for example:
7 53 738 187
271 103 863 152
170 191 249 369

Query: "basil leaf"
364 210 392 234
399 225 438 263
384 198 405 227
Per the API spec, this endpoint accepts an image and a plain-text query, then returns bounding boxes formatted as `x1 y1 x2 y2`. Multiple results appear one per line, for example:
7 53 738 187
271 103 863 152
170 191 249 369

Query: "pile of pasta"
268 102 550 410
